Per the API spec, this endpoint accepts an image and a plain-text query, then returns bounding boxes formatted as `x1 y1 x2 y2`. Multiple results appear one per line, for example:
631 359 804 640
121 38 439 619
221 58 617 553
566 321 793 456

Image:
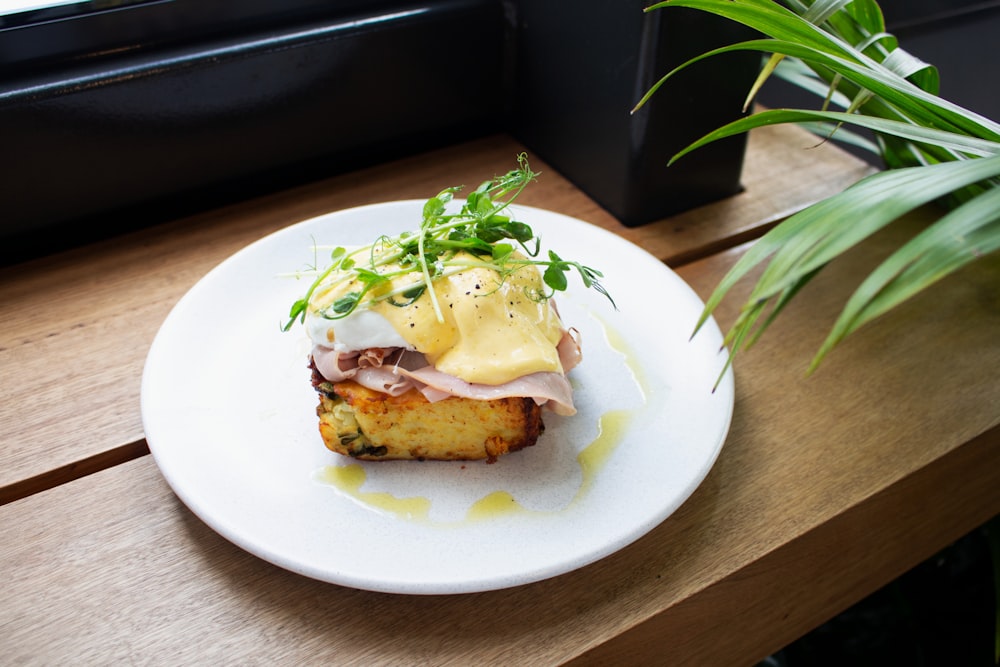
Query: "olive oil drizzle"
315 464 432 521
314 310 646 524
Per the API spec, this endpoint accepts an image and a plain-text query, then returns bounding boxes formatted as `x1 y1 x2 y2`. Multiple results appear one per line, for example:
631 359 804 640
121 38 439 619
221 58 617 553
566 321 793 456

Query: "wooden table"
2 124 998 665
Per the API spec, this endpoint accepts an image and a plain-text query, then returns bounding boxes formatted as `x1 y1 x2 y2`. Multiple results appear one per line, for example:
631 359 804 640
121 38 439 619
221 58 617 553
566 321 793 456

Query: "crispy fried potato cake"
316 380 544 463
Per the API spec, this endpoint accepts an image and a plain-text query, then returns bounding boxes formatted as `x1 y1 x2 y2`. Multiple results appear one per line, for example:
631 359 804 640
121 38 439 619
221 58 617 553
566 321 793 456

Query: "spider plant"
635 0 1000 377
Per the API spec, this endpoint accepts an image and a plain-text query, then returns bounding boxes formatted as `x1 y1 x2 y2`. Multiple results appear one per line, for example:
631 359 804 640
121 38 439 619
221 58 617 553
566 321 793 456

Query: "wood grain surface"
2 200 997 664
0 124 872 503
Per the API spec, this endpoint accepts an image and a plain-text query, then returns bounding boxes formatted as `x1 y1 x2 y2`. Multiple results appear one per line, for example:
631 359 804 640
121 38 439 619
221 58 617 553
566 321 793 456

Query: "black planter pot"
510 2 761 226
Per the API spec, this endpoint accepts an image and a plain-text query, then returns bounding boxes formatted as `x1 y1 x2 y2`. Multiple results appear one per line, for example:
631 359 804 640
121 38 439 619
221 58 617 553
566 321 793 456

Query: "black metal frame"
1 0 755 264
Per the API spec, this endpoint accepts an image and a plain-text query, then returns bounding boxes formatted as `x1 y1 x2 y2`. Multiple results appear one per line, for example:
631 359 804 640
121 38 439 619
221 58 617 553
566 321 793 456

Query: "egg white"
305 308 411 353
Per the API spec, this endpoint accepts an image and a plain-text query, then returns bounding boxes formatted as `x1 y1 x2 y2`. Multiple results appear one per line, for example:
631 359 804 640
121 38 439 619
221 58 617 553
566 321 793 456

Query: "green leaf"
639 2 1000 140
696 154 1000 336
423 196 446 220
801 0 852 27
644 0 1000 377
332 293 360 314
678 38 998 140
842 0 885 35
282 155 613 330
746 155 1000 303
387 285 426 307
881 47 938 95
354 267 390 286
671 108 1000 163
491 242 514 263
543 264 568 292
811 185 1000 368
506 221 534 243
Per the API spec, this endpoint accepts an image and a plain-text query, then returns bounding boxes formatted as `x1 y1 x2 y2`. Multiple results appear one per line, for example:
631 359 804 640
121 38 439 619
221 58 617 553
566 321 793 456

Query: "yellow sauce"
466 491 522 520
313 309 647 525
314 464 431 521
573 409 634 501
310 251 565 385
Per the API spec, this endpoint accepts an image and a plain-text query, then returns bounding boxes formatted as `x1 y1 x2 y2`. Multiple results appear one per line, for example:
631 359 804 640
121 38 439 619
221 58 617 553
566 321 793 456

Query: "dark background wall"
2 0 998 263
1 0 758 263
0 1 511 263
882 0 1000 122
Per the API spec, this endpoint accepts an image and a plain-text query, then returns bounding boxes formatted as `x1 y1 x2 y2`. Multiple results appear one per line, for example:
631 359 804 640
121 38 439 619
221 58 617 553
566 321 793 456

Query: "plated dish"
141 201 734 594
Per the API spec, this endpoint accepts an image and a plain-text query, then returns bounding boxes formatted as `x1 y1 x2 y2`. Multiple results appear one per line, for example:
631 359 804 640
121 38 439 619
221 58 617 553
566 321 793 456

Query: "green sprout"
282 154 615 332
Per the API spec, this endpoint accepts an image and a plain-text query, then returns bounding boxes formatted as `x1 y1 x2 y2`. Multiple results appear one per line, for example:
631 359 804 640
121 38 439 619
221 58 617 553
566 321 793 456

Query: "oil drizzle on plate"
315 464 431 521
466 490 521 520
314 309 646 524
574 408 633 500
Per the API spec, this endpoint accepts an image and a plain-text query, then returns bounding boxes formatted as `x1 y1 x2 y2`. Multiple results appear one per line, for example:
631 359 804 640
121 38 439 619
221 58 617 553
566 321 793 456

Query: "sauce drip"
314 308 645 524
315 464 431 521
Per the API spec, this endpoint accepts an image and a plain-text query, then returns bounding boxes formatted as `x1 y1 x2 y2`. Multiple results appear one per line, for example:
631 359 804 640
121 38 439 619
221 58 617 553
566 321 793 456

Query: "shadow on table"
759 519 997 667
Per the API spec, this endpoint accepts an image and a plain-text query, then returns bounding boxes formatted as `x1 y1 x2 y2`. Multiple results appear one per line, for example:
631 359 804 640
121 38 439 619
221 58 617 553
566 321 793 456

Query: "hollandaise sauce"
307 252 565 385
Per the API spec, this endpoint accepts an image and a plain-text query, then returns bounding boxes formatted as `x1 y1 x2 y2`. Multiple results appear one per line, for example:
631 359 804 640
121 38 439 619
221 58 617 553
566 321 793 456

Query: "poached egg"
304 252 566 386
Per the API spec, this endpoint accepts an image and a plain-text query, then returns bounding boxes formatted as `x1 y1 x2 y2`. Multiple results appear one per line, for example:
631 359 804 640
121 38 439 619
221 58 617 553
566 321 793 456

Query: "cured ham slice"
310 327 581 416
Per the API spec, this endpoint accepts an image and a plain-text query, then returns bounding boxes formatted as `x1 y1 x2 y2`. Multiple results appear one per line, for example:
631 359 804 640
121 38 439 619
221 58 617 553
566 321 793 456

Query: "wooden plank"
593 207 1000 663
0 124 872 502
2 209 997 664
569 426 1000 667
0 136 531 503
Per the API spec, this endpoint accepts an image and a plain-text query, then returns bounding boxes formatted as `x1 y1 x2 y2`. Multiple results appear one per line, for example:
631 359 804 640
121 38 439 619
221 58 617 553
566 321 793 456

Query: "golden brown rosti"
316 380 544 463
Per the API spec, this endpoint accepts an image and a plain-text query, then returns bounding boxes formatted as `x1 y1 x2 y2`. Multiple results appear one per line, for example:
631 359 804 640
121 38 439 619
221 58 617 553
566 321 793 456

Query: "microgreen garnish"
282 154 614 331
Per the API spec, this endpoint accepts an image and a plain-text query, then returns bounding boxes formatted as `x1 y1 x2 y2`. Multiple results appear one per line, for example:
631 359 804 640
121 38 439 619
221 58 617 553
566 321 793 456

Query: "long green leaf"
637 1 860 112
745 53 786 112
745 265 823 348
647 0 1000 377
746 155 1000 303
641 2 1000 139
841 0 885 35
642 42 977 148
648 0 831 47
740 40 994 138
670 108 1000 163
811 186 1000 366
797 121 881 153
801 0 852 25
696 155 1000 334
881 47 939 95
773 57 853 109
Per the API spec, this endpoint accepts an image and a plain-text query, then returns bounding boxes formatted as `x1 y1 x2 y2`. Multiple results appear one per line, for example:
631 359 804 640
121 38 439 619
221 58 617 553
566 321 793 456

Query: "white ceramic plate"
141 201 734 594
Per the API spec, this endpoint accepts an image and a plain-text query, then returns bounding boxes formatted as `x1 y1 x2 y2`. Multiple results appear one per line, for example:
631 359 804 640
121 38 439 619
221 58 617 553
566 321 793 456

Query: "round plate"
141 201 734 594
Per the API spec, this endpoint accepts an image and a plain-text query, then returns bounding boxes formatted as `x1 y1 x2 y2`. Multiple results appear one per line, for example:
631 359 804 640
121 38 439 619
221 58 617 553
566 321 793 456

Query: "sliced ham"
310 331 579 416
311 346 400 384
401 363 576 416
557 327 583 373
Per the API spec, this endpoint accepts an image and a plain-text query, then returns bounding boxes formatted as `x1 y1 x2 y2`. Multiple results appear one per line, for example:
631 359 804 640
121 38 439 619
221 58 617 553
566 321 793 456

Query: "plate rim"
141 200 735 594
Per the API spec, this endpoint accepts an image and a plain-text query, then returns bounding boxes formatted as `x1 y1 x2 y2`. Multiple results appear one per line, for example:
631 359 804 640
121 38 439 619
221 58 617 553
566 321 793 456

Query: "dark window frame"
1 0 756 264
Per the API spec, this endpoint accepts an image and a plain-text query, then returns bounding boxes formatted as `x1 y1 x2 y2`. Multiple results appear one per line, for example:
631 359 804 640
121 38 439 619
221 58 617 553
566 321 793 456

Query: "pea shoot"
282 154 614 332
